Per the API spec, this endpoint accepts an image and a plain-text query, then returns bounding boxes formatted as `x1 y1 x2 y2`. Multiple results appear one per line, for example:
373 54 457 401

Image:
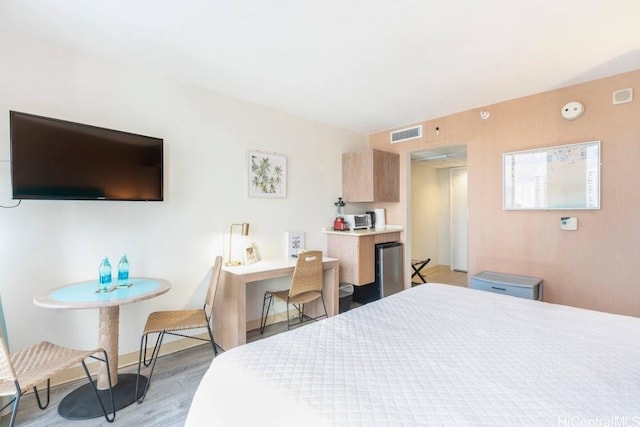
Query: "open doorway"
409 145 468 284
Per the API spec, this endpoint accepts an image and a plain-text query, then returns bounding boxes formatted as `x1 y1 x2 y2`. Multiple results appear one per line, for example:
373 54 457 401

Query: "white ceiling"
411 144 467 169
1 1 639 135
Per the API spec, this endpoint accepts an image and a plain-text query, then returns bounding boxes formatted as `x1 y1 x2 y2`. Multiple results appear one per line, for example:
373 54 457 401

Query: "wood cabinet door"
342 151 373 202
342 149 399 202
372 149 399 202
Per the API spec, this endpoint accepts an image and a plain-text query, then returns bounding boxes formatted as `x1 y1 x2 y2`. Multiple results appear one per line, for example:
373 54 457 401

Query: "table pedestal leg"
98 305 119 389
58 304 149 420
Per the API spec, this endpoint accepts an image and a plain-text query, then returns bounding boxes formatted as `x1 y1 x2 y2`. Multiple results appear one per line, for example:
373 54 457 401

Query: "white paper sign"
286 231 305 258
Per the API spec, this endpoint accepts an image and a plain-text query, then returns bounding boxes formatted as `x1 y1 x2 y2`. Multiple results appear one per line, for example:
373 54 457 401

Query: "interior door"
450 167 468 272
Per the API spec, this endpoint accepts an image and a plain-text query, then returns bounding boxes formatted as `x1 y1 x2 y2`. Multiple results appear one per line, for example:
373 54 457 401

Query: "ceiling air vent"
390 125 422 143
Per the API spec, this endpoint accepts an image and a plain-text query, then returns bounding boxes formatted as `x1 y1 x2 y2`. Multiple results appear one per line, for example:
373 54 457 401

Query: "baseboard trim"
246 309 299 332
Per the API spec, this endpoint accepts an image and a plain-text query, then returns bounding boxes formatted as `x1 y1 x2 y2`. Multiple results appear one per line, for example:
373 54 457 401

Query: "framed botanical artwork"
248 151 287 198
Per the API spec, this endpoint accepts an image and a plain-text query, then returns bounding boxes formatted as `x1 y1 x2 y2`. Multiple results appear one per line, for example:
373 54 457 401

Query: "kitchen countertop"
322 225 403 236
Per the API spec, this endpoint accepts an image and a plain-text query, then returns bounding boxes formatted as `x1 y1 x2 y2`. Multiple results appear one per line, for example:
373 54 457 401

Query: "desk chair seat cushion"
142 309 208 336
0 341 103 396
267 289 322 305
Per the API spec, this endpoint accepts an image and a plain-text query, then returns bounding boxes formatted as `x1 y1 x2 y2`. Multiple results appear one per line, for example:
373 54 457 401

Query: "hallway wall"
411 165 439 264
410 165 454 268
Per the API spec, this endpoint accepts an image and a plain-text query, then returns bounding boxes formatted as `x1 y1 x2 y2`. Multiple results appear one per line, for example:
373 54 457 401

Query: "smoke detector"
561 101 584 120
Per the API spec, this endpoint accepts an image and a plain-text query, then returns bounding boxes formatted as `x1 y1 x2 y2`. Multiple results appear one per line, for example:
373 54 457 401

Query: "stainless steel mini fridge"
375 241 404 298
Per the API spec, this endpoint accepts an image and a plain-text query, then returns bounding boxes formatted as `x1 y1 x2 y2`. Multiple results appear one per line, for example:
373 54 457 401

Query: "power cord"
0 199 21 208
0 160 20 207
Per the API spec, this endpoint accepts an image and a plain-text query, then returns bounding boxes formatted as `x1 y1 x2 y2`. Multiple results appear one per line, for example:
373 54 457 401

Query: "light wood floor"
419 266 468 287
8 343 216 427
10 269 467 426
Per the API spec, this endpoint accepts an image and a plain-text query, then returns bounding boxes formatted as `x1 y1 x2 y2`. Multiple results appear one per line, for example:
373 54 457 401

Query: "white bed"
186 283 640 426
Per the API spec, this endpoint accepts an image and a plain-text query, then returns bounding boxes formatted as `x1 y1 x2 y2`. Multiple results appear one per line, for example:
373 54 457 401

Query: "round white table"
33 277 171 420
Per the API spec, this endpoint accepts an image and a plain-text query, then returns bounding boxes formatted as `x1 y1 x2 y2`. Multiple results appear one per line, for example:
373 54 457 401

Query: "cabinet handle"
491 286 507 291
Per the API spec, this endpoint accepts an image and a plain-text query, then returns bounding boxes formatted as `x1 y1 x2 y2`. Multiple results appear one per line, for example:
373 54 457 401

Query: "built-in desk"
212 257 339 350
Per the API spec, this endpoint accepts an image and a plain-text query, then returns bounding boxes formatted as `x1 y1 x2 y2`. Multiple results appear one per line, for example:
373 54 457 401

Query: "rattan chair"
260 250 328 333
0 337 115 426
135 255 222 403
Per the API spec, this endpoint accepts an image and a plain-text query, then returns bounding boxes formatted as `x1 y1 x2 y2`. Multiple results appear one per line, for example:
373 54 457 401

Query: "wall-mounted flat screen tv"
10 111 163 201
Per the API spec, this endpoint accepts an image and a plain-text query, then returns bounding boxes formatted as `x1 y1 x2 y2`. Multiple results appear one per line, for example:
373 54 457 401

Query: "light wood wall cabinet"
326 231 401 285
342 149 399 202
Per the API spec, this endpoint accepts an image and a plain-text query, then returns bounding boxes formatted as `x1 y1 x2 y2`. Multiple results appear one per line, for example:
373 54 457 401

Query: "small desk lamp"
226 222 250 266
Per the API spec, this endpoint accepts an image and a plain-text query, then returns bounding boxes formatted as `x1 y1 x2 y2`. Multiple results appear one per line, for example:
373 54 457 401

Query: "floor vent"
390 125 422 143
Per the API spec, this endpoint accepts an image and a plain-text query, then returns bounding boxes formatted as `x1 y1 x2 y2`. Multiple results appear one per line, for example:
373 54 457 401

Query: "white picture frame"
245 244 259 265
248 151 287 198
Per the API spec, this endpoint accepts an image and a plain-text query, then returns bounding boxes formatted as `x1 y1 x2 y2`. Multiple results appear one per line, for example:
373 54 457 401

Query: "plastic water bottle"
98 257 112 290
117 255 130 286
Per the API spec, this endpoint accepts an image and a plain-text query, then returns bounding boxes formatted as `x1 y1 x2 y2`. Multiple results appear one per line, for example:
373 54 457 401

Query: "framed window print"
503 140 600 210
248 151 287 198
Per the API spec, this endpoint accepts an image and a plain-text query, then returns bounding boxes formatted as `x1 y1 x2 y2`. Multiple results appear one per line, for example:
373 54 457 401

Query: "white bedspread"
186 283 640 426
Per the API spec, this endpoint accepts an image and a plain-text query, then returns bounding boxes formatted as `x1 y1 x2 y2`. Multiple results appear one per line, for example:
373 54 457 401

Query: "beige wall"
410 165 439 264
410 166 456 267
371 69 640 316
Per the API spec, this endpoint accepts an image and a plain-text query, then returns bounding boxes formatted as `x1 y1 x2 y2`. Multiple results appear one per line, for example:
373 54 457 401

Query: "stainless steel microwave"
344 214 372 230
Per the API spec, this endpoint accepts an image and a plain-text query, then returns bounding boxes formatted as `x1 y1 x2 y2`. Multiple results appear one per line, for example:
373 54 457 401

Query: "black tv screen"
10 111 163 201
